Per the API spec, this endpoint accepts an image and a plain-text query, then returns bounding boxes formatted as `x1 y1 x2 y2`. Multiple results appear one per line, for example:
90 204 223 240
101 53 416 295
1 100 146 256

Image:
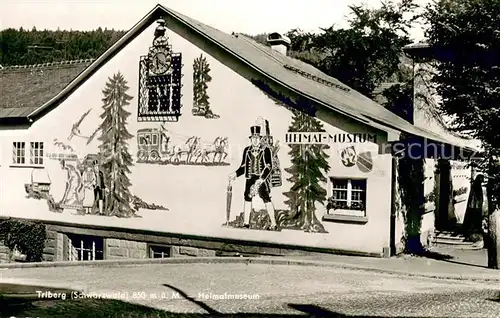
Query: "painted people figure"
228 125 278 230
93 161 106 215
60 159 82 206
82 163 96 214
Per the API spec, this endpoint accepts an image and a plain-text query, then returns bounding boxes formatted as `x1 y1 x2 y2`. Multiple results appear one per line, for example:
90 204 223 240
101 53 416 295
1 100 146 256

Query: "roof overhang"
390 135 482 160
5 5 480 161
0 116 31 126
403 42 454 61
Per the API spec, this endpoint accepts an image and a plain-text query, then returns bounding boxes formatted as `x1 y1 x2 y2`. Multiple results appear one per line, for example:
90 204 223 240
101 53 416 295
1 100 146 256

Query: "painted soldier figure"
228 125 278 230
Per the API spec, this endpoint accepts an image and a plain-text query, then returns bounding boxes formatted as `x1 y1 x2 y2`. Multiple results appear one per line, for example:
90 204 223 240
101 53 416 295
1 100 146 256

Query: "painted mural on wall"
66 109 99 144
226 117 283 231
138 18 183 122
25 73 168 216
225 112 330 233
277 111 330 233
192 54 219 119
339 145 374 173
135 124 229 165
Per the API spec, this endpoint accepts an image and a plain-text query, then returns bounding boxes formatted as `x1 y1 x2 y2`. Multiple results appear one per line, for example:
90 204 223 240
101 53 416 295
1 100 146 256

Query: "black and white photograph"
0 0 499 317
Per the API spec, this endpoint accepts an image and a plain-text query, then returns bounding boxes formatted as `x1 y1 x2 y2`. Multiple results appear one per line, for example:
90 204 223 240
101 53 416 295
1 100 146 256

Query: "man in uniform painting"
228 125 278 231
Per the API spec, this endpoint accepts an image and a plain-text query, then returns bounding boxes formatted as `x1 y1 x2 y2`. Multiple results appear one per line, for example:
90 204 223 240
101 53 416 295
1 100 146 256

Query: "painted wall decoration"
63 109 100 148
340 146 357 167
136 124 229 166
277 111 330 233
357 152 374 173
192 54 219 119
53 139 74 152
96 72 136 217
338 146 374 173
138 18 183 122
24 167 62 213
226 117 283 231
225 112 330 233
24 73 167 216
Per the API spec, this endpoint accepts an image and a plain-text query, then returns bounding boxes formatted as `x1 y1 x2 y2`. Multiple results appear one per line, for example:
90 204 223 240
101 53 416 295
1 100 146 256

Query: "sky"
0 0 429 41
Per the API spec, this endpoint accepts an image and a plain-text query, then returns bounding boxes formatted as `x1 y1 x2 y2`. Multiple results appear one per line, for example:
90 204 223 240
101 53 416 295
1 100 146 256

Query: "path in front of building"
1 263 499 317
276 246 498 280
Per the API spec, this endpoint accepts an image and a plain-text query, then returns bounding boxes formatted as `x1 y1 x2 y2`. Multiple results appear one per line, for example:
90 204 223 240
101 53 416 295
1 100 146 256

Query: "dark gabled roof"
0 60 93 118
0 4 479 152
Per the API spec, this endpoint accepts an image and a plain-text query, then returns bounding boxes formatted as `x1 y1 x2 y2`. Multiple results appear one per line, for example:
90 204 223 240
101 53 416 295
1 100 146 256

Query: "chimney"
267 32 291 55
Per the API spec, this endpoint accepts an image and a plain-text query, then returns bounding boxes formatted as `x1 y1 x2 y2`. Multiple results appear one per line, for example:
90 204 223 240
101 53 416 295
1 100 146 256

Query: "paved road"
1 263 499 317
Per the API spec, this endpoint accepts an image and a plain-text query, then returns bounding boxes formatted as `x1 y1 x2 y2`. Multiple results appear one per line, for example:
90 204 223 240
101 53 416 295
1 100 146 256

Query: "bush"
0 219 46 262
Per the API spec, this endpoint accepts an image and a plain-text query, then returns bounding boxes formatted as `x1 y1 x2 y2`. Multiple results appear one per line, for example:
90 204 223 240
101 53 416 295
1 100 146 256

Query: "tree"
278 1 426 249
0 28 126 66
397 153 425 254
424 0 500 268
97 72 135 218
192 54 216 117
287 0 417 98
278 110 330 233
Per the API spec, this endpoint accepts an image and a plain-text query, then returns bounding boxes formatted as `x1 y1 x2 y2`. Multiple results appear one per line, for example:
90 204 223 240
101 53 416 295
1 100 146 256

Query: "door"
436 159 454 231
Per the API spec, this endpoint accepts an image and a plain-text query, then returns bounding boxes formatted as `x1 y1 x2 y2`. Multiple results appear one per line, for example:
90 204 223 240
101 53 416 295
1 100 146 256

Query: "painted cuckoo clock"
138 18 183 122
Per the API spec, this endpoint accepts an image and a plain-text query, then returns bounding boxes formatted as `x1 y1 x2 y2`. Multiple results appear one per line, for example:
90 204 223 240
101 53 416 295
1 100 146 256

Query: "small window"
30 142 44 165
12 142 26 164
149 245 172 258
152 133 158 145
67 234 104 261
327 178 367 216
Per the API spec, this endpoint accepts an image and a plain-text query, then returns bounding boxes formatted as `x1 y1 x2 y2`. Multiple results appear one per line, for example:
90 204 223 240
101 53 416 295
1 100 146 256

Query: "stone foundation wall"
0 240 10 263
106 238 148 259
43 229 58 262
56 233 64 261
173 246 216 257
104 238 218 259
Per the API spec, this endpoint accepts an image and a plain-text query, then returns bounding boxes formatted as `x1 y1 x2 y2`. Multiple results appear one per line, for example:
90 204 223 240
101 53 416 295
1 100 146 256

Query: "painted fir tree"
192 54 218 118
278 110 330 233
97 72 135 218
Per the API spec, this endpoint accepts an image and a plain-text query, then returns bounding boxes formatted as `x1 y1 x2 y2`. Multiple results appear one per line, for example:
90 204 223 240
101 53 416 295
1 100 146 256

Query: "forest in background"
0 28 126 66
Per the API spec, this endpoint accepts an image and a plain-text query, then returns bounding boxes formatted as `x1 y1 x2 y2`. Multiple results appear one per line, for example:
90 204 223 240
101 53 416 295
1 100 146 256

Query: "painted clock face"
150 51 171 75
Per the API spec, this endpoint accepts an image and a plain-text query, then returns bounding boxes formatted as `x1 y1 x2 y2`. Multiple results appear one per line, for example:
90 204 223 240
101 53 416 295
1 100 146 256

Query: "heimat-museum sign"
284 132 377 145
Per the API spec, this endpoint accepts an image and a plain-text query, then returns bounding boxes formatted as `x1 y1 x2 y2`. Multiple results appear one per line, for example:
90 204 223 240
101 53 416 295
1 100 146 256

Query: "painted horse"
170 136 200 163
196 136 228 163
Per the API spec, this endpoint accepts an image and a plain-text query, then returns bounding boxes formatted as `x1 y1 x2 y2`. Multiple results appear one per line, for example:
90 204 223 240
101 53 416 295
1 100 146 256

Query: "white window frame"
328 177 367 217
12 141 26 165
30 141 44 165
11 141 45 167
